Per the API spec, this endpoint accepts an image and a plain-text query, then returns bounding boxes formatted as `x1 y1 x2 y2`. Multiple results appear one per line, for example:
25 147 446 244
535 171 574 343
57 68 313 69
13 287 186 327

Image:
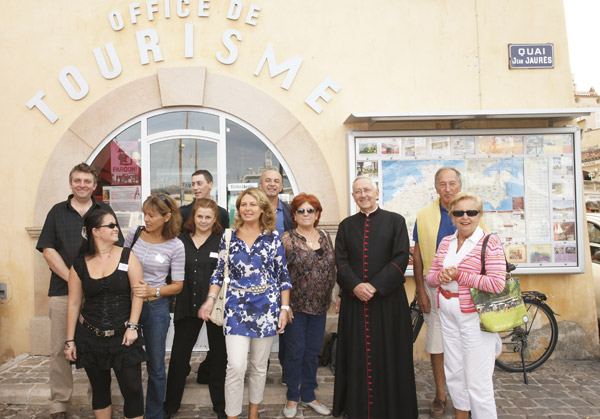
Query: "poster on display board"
348 127 585 275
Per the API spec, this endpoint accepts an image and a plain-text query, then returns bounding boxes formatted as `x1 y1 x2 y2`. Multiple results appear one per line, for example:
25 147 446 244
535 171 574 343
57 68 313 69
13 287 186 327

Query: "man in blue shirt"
259 168 292 382
412 167 462 419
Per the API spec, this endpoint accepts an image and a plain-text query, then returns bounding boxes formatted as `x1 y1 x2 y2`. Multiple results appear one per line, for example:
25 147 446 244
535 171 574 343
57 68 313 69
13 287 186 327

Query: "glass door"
143 137 220 207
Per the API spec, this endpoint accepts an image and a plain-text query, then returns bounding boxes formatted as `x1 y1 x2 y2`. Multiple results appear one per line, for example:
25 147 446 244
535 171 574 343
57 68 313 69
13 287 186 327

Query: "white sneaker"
302 400 331 416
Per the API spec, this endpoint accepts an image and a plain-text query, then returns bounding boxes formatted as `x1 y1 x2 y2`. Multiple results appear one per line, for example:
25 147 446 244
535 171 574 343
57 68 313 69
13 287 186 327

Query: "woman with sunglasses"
65 209 146 418
426 192 506 419
280 193 335 418
125 194 185 419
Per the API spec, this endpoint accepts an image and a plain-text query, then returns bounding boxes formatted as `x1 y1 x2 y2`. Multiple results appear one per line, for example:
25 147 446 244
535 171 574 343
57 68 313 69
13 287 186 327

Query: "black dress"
333 208 418 419
73 247 147 371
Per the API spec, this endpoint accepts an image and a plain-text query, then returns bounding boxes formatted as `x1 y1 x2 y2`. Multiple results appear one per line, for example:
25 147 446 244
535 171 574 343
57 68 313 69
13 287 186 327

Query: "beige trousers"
224 334 274 417
49 295 73 414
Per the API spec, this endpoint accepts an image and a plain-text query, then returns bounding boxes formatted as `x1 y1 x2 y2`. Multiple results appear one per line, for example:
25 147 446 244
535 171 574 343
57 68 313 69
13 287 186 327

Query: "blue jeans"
140 297 170 419
284 312 327 402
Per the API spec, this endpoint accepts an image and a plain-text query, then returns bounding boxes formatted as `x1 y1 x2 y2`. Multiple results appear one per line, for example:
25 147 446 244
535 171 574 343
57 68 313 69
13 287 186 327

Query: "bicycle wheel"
495 297 558 372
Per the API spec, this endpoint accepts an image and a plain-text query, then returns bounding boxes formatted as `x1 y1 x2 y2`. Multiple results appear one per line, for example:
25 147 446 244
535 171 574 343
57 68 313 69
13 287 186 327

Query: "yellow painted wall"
1 0 597 361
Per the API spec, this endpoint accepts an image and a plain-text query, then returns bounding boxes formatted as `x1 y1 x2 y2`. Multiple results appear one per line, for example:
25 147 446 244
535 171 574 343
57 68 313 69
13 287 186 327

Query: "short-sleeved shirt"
413 202 456 250
124 229 185 288
37 195 124 296
210 229 292 338
173 232 222 321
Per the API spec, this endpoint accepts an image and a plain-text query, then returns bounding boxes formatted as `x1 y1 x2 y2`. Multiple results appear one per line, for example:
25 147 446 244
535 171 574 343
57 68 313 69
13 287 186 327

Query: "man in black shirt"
180 169 229 229
37 163 123 419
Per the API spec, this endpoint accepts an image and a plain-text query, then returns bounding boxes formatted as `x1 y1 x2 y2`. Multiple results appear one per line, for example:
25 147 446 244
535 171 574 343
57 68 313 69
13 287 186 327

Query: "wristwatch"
155 287 161 298
281 305 290 311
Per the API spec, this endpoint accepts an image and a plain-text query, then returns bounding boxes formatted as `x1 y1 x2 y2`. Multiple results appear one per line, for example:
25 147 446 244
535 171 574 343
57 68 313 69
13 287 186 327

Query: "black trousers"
164 317 227 414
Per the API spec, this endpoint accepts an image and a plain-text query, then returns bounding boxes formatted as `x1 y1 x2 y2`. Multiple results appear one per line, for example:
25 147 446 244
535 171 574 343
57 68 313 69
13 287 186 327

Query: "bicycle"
409 289 559 381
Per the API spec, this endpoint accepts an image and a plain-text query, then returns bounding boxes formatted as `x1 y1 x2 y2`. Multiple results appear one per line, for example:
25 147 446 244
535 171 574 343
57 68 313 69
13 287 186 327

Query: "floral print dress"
210 229 292 338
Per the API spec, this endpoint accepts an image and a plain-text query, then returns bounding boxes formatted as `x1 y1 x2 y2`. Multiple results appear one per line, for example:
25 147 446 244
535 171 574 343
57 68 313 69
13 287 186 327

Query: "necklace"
297 228 319 249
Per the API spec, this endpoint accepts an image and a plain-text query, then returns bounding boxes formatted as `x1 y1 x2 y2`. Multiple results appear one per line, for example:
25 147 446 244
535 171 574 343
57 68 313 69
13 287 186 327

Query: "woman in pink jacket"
426 192 506 419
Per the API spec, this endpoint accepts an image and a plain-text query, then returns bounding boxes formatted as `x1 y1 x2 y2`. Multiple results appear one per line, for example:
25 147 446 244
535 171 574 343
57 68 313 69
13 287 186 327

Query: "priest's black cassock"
333 208 418 419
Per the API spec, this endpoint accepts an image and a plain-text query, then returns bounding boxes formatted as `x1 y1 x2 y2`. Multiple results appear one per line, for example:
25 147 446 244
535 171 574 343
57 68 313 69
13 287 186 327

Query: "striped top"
426 231 506 313
125 229 185 288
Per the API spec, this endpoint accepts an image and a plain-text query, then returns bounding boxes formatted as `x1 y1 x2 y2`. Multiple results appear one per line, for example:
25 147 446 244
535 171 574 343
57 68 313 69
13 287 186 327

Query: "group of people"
39 162 505 419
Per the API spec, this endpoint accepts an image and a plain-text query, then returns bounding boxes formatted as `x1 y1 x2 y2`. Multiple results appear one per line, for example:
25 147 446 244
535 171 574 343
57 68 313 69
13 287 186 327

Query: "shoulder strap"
130 226 144 248
223 228 232 278
480 234 492 275
120 247 131 264
480 233 515 275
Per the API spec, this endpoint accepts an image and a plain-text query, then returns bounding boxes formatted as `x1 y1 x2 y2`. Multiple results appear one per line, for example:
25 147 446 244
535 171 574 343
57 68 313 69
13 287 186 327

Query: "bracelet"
207 293 218 300
65 342 75 349
281 305 290 311
64 339 74 344
125 321 139 330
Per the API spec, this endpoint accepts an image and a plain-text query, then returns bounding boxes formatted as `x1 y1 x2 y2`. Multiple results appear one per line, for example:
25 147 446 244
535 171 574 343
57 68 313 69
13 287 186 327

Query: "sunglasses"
98 223 119 229
296 208 316 214
451 210 480 217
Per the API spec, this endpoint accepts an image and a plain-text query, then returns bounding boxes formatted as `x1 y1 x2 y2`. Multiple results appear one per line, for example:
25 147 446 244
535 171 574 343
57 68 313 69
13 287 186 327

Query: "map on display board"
351 129 583 274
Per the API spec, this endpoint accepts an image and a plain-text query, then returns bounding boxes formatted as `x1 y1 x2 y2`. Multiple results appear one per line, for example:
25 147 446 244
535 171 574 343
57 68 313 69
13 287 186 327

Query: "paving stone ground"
1 353 599 418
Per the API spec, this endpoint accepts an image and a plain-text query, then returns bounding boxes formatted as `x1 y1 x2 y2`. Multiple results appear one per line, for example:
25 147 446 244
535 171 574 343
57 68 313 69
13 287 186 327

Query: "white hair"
352 176 377 190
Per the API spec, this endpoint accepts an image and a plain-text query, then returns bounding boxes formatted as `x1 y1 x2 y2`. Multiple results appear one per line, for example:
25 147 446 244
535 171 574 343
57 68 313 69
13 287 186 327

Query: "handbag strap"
223 228 232 279
129 225 144 249
480 233 515 276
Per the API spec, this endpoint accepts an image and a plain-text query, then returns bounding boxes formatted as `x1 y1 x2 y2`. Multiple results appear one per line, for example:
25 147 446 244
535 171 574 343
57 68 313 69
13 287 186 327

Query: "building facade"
1 0 598 362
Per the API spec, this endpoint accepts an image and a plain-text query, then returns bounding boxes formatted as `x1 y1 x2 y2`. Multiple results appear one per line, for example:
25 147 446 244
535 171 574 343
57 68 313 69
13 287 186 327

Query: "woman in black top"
164 198 227 419
65 209 146 419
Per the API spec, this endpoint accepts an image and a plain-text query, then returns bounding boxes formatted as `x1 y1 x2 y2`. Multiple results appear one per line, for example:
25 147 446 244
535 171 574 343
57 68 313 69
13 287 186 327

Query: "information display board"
347 127 584 274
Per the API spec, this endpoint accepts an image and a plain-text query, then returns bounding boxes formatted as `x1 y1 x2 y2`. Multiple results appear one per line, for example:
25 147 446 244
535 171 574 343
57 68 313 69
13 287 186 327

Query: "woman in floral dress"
199 188 291 419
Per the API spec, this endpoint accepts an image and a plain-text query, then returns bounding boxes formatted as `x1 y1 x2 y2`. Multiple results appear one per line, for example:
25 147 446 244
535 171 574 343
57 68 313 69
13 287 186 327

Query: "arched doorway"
30 67 339 355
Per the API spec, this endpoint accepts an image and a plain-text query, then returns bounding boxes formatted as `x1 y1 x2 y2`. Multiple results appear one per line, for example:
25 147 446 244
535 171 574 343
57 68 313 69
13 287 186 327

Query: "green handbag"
470 234 529 333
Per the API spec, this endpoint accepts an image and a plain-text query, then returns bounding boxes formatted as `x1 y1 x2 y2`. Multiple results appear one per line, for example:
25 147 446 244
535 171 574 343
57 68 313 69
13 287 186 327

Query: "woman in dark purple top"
281 193 336 418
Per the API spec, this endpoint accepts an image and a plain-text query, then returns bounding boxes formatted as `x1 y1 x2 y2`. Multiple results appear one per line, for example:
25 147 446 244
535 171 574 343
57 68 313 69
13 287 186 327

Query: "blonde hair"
142 193 182 240
233 188 276 232
449 192 484 213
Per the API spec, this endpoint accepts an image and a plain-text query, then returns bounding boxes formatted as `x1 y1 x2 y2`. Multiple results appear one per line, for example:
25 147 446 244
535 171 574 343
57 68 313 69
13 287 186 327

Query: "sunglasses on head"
99 223 118 229
296 208 315 214
451 210 480 217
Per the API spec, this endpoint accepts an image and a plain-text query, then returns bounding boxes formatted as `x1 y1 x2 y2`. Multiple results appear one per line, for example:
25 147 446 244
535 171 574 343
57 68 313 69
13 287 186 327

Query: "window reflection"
91 122 142 233
88 111 294 235
150 139 217 207
148 111 219 135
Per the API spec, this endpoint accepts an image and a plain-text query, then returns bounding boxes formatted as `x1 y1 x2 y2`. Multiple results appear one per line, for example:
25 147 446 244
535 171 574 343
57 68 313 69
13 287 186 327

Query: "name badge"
118 263 129 272
155 254 165 264
209 252 218 259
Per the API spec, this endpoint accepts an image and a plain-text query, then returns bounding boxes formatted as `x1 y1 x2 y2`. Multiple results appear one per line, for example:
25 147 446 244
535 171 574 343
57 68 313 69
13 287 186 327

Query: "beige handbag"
210 228 232 326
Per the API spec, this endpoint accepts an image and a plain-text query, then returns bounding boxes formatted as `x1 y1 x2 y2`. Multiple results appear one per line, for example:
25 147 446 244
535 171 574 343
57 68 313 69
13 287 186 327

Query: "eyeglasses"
296 208 315 214
352 188 374 196
451 210 480 217
98 223 118 229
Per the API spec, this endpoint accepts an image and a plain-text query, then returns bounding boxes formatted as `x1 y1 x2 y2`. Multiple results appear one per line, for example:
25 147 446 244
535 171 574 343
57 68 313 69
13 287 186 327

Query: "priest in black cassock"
332 176 418 419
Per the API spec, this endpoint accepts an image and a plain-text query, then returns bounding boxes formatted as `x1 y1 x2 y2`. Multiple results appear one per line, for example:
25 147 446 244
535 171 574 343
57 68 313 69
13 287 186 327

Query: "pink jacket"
426 234 506 313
